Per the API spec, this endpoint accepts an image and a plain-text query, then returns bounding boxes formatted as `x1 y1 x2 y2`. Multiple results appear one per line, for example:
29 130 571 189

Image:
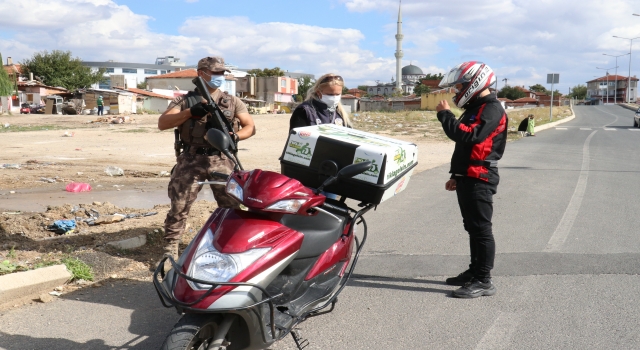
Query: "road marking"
555 128 567 130
475 312 521 350
545 130 597 252
630 129 640 131
580 128 592 130
603 128 616 131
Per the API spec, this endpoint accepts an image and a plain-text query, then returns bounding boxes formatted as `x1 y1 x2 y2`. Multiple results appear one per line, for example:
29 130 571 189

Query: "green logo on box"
289 141 312 156
355 157 379 175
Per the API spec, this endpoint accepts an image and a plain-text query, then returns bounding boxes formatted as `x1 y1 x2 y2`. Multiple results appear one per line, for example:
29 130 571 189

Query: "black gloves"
190 102 208 119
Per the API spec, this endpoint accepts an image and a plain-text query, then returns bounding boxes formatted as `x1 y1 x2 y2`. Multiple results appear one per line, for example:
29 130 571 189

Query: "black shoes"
445 269 474 286
452 278 496 298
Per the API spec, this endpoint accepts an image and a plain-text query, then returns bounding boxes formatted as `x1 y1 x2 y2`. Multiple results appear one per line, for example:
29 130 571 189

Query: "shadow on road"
0 279 179 349
348 274 451 295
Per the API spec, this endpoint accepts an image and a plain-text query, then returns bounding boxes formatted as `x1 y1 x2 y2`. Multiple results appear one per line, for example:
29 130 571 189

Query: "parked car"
19 103 31 114
635 107 640 128
30 104 46 114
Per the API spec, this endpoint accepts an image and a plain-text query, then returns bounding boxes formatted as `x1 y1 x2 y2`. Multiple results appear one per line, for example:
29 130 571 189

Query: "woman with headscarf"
289 73 352 130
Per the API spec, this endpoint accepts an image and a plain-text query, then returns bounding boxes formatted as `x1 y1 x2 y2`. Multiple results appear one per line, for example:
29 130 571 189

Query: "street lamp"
603 52 630 103
596 66 617 104
613 35 640 103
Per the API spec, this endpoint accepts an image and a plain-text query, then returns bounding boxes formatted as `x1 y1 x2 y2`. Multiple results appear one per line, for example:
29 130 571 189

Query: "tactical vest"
178 90 239 148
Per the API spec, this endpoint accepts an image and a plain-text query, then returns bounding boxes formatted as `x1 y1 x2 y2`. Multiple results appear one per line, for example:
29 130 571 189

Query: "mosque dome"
402 64 424 75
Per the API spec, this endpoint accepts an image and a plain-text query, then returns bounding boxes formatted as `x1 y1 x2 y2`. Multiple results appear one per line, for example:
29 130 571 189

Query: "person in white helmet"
435 61 508 298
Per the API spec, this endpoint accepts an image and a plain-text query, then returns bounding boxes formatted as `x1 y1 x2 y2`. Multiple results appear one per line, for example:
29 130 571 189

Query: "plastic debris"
40 177 57 183
3 123 9 128
105 166 124 176
1 164 21 169
93 214 125 225
65 182 92 192
142 211 158 217
47 219 76 235
62 131 75 137
48 291 62 297
158 171 170 177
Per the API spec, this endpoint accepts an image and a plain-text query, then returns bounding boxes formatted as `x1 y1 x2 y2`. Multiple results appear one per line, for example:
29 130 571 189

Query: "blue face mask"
206 74 225 89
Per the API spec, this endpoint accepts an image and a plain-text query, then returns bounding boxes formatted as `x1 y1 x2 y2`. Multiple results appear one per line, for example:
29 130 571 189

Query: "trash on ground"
48 291 62 297
62 131 75 137
3 123 9 128
47 219 76 235
66 182 92 192
142 211 158 217
40 177 57 183
1 164 21 169
9 191 16 194
93 214 125 225
77 172 83 175
2 211 21 215
105 166 124 176
158 170 170 177
125 213 140 219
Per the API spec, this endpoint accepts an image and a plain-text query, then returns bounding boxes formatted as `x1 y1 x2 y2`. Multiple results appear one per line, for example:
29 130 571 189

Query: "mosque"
364 1 427 97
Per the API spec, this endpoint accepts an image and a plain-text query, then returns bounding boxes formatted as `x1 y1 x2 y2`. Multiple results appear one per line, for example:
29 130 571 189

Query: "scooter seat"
280 209 347 259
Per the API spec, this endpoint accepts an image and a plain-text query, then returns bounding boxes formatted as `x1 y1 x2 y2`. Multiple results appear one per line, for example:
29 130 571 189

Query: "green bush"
62 257 94 281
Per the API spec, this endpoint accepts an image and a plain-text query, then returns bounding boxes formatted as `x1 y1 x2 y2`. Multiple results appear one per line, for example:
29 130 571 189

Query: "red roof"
587 75 638 83
341 94 357 99
146 69 198 79
126 87 174 99
513 97 539 103
3 64 21 75
497 97 513 102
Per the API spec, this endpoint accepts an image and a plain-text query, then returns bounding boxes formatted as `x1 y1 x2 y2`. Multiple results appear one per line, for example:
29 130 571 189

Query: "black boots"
452 278 496 298
445 269 474 286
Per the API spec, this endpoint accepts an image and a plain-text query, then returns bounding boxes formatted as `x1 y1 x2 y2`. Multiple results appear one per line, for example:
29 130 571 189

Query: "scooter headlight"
265 199 307 213
226 178 243 201
187 228 270 290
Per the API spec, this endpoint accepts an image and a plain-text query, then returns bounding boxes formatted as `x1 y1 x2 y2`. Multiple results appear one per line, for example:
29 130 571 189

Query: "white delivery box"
280 124 418 204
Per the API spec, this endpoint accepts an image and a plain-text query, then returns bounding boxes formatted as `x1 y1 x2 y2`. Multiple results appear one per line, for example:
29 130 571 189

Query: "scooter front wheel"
161 314 227 350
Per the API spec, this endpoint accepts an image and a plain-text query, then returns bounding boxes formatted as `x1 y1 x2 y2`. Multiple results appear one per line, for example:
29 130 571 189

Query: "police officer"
157 56 256 258
436 61 507 298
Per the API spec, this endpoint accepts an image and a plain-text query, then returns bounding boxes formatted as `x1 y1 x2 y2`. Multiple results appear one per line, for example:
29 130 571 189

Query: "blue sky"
2 0 640 93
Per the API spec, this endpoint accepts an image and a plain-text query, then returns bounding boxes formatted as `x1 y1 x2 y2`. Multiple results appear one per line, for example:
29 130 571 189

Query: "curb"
618 103 639 112
534 106 575 133
0 264 71 307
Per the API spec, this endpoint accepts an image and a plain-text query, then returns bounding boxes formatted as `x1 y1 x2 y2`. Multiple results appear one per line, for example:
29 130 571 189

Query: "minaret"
394 0 403 91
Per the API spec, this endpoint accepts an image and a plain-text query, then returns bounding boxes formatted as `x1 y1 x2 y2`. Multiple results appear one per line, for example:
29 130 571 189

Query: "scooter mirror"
205 129 231 153
338 161 372 179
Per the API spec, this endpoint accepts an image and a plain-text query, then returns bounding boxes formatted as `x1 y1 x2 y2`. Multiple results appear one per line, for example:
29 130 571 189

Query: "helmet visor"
438 67 463 88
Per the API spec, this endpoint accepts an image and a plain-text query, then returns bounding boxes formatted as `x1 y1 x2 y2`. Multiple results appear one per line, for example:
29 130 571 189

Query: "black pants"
455 176 497 281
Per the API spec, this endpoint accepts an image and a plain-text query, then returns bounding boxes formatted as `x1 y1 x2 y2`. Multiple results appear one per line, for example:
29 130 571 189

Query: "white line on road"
630 129 640 131
545 130 597 252
475 312 522 350
555 128 568 130
580 128 592 130
604 128 616 131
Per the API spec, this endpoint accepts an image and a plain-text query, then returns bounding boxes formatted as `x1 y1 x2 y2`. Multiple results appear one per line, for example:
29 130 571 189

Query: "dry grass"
351 105 572 143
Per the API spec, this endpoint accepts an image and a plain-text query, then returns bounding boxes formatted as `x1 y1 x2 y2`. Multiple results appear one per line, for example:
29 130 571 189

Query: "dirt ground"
0 111 456 290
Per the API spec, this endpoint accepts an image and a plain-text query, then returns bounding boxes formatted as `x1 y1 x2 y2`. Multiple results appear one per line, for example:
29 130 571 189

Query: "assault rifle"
191 76 239 155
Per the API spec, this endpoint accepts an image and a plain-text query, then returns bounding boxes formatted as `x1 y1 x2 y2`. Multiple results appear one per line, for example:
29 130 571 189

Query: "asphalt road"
1 105 640 350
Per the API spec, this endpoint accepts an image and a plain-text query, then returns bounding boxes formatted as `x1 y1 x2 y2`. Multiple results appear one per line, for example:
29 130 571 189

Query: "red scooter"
154 129 375 350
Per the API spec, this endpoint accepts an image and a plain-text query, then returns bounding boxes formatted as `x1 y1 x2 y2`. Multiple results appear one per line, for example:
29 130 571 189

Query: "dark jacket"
437 93 507 185
289 99 345 130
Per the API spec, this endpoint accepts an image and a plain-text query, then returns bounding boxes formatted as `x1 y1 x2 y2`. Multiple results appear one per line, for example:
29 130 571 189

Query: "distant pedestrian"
517 117 528 137
526 114 535 136
97 95 104 116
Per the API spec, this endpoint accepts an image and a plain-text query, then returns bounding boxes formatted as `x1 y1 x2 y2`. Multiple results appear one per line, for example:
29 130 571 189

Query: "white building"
83 58 193 90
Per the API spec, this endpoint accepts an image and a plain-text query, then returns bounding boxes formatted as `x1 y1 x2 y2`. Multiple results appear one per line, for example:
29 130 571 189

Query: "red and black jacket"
437 93 507 185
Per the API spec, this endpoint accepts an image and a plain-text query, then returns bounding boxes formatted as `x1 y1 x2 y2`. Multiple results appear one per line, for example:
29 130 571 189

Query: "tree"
413 82 431 96
296 76 315 100
0 53 14 96
21 50 105 90
137 81 147 90
246 67 285 77
357 85 369 92
498 86 526 100
569 84 587 99
424 73 444 81
342 86 349 95
528 84 547 93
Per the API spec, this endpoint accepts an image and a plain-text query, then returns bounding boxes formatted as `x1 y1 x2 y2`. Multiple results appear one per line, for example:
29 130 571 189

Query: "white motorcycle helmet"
439 61 496 108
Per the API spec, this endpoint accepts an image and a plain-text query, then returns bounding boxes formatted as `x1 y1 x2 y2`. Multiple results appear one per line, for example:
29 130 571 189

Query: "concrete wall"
143 97 172 113
421 92 456 110
147 77 196 91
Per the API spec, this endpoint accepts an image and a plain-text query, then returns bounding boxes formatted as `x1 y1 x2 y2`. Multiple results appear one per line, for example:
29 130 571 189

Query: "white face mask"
320 94 341 108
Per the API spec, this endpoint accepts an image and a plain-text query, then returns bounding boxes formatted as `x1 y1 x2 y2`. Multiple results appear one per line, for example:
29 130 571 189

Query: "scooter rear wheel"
161 314 224 350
